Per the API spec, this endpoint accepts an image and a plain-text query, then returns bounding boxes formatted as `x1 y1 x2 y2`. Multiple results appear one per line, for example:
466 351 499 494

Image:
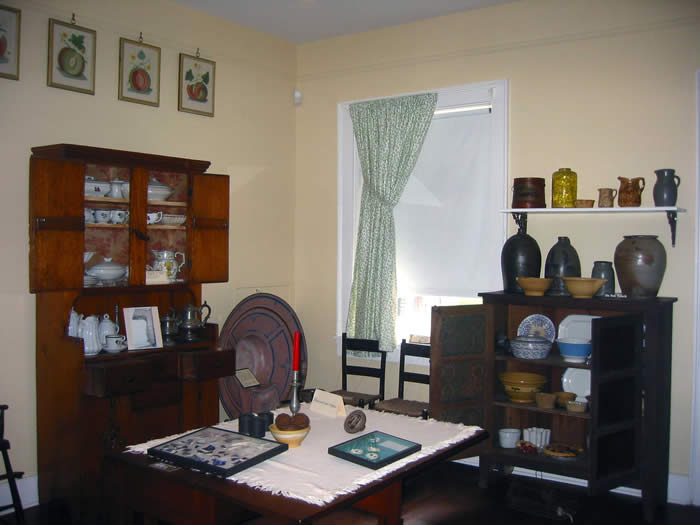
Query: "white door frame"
691 69 700 506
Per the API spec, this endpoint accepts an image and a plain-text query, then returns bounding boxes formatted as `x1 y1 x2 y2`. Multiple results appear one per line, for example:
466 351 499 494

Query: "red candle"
293 331 300 371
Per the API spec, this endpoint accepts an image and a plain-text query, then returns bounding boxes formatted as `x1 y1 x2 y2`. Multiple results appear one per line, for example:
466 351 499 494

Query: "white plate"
562 368 591 402
103 343 127 354
558 314 600 341
517 314 556 342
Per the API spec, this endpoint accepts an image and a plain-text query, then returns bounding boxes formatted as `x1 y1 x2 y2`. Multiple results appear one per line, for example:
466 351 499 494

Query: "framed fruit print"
119 37 160 107
0 4 20 81
178 53 215 117
47 18 96 94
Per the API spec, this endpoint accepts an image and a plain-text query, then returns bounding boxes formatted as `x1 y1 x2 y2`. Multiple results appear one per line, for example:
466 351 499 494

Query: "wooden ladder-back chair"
374 339 430 418
332 333 386 408
0 404 25 525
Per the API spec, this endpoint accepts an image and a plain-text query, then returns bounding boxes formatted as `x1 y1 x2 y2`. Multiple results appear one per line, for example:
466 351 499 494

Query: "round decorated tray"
218 293 307 419
517 314 555 342
542 443 582 458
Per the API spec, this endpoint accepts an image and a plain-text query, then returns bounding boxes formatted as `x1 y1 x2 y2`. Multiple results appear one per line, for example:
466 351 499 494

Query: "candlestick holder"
290 370 300 415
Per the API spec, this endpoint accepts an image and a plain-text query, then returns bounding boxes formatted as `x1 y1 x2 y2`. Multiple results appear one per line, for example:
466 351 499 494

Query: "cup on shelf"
104 334 126 350
94 209 111 224
146 211 163 224
84 208 95 223
110 209 129 224
498 428 520 448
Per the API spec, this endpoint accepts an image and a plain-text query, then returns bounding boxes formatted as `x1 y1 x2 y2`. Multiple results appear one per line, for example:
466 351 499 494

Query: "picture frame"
328 430 421 470
235 368 261 389
119 37 160 106
178 52 215 117
147 426 288 477
47 18 95 94
123 306 163 350
0 4 20 80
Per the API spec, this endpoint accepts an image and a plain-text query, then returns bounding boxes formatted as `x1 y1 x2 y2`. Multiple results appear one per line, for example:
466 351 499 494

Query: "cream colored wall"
0 0 296 476
295 0 700 476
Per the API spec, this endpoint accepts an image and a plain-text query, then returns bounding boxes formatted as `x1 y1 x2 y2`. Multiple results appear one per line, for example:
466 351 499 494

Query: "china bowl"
84 177 111 197
562 277 607 298
85 260 127 281
498 428 520 448
510 335 552 360
269 424 310 448
147 178 173 201
499 372 547 403
516 277 553 296
556 338 592 363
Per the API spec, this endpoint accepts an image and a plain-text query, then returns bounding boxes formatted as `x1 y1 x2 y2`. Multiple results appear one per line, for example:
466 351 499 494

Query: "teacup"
84 208 95 223
94 209 111 223
146 211 163 224
110 209 129 224
104 334 126 350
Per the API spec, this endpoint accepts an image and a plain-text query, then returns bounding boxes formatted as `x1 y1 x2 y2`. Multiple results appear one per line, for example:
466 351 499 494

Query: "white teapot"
98 314 119 346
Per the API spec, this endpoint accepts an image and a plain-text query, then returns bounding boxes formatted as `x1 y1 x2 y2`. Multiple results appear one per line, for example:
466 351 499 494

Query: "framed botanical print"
119 37 160 106
48 18 96 93
178 53 215 117
0 4 20 80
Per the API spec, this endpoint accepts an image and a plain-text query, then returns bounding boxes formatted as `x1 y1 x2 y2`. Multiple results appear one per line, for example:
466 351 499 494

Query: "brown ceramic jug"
617 177 645 207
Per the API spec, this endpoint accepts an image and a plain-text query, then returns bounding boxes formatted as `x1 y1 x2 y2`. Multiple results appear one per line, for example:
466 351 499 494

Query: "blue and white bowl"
557 338 592 363
510 336 552 360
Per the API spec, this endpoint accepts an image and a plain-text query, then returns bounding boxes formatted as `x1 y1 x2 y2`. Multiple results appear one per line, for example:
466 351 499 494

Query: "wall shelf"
500 206 686 247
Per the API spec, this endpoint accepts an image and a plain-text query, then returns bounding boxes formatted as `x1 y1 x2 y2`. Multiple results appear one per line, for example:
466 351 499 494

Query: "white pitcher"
79 315 101 355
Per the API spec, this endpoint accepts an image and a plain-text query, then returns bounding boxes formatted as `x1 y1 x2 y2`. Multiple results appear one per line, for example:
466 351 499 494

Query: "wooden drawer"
178 348 235 381
84 354 178 397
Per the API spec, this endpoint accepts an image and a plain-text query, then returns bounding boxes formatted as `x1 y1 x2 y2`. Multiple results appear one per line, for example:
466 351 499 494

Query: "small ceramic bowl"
535 392 556 409
566 400 588 413
498 428 520 448
269 424 310 448
554 391 577 408
516 277 553 296
574 199 595 208
557 338 592 363
562 277 607 298
510 336 552 360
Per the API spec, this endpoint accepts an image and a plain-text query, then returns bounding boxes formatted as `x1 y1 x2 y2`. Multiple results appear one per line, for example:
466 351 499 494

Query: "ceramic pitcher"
617 177 645 207
652 169 681 207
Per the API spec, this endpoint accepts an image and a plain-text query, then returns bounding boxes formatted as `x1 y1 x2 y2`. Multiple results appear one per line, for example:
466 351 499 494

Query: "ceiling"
173 0 517 44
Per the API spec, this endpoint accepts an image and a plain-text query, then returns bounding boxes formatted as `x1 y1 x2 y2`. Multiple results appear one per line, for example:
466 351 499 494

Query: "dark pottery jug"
591 260 615 296
544 236 581 296
614 235 666 298
501 231 541 293
653 169 681 207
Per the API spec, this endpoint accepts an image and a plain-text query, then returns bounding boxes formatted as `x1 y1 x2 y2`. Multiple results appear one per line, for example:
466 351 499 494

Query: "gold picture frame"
0 4 20 81
119 37 161 107
178 52 215 117
47 18 96 94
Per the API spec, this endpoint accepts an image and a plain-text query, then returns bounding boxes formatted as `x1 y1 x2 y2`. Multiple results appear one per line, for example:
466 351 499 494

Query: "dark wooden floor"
2 463 698 525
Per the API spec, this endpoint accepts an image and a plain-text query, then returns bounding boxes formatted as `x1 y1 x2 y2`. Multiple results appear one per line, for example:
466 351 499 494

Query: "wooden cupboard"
429 292 675 523
29 145 235 523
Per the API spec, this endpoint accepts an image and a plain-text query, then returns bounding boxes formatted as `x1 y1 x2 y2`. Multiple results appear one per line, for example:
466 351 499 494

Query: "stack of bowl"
557 338 592 363
498 372 547 403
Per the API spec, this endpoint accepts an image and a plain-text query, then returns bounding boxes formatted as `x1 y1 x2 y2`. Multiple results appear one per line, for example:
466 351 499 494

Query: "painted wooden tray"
218 293 307 418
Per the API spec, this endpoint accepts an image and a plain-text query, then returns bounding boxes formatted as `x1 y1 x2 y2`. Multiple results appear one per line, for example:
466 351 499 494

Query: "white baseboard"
454 457 693 505
0 474 38 514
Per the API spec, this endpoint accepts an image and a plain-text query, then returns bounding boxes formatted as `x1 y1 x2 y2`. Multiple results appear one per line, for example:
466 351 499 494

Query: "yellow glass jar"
551 168 577 208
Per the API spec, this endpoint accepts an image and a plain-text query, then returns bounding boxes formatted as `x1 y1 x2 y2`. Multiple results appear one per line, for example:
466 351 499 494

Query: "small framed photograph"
119 37 160 106
235 368 261 389
0 4 20 80
123 306 163 350
328 430 421 470
178 53 215 117
47 18 96 94
148 426 287 477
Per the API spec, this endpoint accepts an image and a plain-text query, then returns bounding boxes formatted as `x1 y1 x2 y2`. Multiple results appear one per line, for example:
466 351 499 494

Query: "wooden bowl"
516 277 553 296
562 277 607 298
574 199 594 208
269 424 310 448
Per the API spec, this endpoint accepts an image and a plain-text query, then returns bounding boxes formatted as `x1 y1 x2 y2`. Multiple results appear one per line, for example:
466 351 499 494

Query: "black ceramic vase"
591 261 615 297
501 231 541 293
614 235 666 298
544 236 581 296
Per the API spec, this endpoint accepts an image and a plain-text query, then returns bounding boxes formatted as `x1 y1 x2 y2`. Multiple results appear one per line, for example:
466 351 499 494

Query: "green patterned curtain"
346 93 438 351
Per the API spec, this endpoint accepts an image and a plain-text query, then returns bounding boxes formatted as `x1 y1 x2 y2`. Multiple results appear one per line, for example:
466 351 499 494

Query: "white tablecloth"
128 404 481 505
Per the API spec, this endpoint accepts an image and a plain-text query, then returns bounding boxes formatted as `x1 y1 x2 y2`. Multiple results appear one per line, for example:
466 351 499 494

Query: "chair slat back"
341 333 386 400
398 340 430 399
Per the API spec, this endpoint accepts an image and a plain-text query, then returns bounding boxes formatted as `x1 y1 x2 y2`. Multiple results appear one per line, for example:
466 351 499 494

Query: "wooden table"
103 428 486 524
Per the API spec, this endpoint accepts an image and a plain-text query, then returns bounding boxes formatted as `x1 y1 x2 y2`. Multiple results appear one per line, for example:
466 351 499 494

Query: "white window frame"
337 80 509 361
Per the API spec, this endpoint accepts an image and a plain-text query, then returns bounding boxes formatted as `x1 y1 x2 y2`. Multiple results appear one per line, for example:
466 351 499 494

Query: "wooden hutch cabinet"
29 144 235 522
429 292 675 523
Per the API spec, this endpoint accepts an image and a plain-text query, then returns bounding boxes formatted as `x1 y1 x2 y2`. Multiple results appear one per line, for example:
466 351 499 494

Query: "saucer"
103 343 127 354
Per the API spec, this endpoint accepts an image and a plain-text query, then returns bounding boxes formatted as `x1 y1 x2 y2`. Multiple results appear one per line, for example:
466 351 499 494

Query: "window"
338 81 508 358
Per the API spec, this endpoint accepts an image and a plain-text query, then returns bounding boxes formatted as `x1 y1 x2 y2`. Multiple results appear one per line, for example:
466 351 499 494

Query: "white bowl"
498 428 520 448
84 177 111 196
85 260 127 281
147 178 173 201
